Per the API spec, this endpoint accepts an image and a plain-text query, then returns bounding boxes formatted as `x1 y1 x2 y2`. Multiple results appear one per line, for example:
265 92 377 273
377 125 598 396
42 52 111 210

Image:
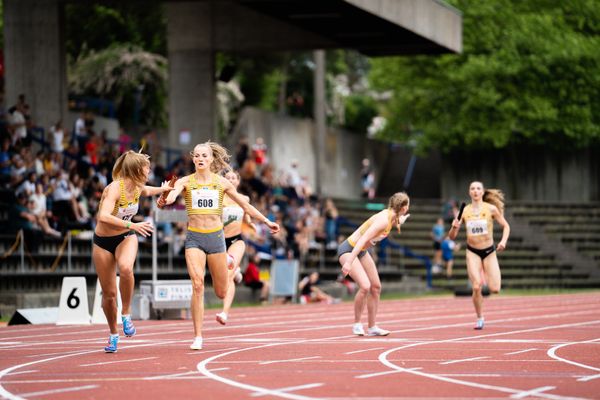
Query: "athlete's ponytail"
483 188 505 214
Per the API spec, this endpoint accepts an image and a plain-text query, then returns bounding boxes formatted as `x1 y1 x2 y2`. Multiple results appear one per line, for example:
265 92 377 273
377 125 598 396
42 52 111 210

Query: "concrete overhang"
236 0 462 55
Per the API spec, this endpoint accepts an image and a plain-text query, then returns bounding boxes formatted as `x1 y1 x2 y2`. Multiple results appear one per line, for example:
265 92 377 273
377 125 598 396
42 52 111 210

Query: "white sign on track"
56 277 91 325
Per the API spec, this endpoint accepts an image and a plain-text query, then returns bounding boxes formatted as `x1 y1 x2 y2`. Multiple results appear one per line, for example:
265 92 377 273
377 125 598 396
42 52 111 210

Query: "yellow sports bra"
462 202 494 238
184 173 224 216
348 209 394 251
111 179 140 222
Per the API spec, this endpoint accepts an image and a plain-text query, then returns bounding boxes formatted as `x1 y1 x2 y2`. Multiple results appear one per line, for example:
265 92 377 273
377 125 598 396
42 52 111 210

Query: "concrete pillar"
313 50 326 195
4 0 66 131
166 2 216 150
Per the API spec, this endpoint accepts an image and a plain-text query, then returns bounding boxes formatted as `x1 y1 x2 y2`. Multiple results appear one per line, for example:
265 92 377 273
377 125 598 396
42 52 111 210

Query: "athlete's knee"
102 289 118 303
214 284 228 299
471 281 483 293
119 266 134 279
190 277 205 294
357 284 371 296
369 283 382 297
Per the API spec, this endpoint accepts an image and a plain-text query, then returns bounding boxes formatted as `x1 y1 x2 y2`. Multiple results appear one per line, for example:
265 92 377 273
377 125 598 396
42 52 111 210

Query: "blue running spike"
104 335 119 353
122 315 137 337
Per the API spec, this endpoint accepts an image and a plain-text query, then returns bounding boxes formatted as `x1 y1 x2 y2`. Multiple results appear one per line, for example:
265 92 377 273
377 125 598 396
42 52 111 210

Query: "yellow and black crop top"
185 173 224 216
462 202 494 238
111 179 141 222
348 209 395 251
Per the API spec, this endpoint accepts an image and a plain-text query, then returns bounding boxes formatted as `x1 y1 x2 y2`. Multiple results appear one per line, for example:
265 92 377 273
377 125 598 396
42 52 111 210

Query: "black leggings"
466 244 496 260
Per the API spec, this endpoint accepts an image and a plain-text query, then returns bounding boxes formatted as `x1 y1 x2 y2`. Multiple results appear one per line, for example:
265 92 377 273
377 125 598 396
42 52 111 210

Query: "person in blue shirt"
441 236 460 278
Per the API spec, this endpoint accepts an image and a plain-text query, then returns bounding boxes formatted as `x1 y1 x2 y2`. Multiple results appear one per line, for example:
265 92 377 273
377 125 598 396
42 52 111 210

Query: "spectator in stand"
28 185 61 238
442 198 459 226
9 192 43 253
299 271 339 304
0 137 12 186
251 136 268 168
50 120 66 154
235 135 249 170
73 111 88 154
360 158 375 199
431 218 445 273
284 159 303 201
52 171 85 228
243 253 270 304
8 102 27 146
324 198 339 249
441 235 460 279
16 171 37 198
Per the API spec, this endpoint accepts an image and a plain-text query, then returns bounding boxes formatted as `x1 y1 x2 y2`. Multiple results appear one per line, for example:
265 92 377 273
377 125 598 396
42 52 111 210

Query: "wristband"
126 222 132 229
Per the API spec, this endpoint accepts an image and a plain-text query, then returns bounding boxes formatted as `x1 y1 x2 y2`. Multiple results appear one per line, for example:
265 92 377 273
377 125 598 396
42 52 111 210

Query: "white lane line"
357 368 422 379
144 371 204 380
18 384 98 398
80 356 158 367
251 383 324 397
186 347 240 355
4 371 38 376
345 347 385 355
440 374 502 377
510 386 556 399
26 350 86 358
547 338 600 376
378 320 600 400
439 356 489 365
259 356 321 365
578 374 600 382
505 348 538 355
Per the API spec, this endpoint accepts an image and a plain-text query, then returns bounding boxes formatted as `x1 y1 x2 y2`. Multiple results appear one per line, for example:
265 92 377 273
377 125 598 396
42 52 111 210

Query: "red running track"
1 292 599 399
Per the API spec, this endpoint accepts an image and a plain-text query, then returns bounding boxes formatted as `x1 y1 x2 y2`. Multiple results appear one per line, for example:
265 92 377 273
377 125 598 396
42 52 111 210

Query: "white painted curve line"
80 356 158 367
186 347 239 355
17 384 98 398
505 348 538 355
439 356 489 365
251 383 324 397
345 347 385 355
510 386 556 399
377 320 600 400
0 340 186 400
547 338 600 378
144 371 204 381
259 356 321 365
4 371 38 376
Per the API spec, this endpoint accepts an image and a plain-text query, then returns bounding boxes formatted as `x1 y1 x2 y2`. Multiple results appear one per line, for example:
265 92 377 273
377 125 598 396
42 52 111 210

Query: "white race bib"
191 188 219 211
117 203 138 221
466 219 488 236
223 206 244 225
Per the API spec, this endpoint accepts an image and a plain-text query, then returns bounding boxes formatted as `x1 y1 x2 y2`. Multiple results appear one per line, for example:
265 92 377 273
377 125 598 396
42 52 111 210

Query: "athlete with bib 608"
157 141 279 350
449 181 510 330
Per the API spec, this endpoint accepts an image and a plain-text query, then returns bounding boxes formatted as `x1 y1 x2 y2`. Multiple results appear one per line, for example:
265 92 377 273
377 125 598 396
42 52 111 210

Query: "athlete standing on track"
338 192 411 336
449 181 510 330
157 141 279 350
215 169 257 325
94 150 173 353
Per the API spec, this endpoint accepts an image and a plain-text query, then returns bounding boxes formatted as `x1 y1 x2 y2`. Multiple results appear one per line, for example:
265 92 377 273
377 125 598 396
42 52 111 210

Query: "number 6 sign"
56 277 91 325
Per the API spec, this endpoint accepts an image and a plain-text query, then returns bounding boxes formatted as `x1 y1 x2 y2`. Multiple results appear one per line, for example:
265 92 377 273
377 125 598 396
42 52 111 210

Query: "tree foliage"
68 46 167 128
369 0 600 153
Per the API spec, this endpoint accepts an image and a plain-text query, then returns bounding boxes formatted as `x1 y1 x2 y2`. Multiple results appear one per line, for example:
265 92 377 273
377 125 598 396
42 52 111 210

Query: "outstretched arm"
157 177 186 208
221 177 279 234
142 179 175 197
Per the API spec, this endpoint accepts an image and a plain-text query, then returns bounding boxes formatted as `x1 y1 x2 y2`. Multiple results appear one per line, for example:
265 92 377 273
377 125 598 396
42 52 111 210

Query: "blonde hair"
388 192 410 213
112 150 150 187
194 141 231 173
484 188 505 214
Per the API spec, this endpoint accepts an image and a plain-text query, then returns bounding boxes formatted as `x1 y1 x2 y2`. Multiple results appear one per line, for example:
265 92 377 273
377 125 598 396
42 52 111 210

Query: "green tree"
369 0 600 153
69 45 167 128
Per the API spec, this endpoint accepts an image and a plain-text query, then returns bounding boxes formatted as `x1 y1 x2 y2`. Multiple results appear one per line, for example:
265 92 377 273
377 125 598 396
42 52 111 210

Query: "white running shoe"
367 326 391 336
352 323 365 336
474 317 484 330
216 312 228 325
189 337 203 350
233 267 243 284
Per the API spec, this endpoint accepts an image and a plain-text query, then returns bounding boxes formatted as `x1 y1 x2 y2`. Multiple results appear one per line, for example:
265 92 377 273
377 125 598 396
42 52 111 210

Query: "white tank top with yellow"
184 173 225 233
111 179 141 222
347 209 395 251
462 202 494 239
